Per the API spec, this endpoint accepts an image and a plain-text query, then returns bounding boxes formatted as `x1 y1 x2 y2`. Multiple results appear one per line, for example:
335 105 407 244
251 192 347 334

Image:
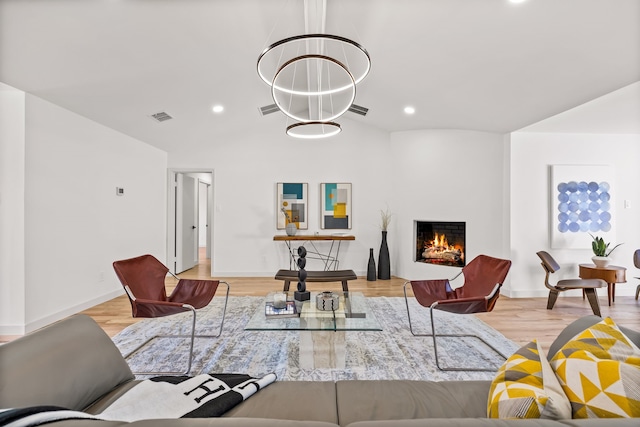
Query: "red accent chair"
403 254 512 371
113 254 229 375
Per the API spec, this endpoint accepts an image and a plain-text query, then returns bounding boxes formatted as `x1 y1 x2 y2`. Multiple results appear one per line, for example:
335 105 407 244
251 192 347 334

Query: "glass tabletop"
244 291 382 331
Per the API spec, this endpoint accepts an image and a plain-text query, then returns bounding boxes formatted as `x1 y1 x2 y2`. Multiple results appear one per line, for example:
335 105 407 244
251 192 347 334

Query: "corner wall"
508 133 640 297
13 94 168 333
0 85 26 334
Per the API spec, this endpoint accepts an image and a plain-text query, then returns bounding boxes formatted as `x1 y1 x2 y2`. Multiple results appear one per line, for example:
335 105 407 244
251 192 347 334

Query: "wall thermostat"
116 187 124 196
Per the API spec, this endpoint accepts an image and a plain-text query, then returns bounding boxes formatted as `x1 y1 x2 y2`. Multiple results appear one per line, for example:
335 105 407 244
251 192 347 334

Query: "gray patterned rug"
112 296 519 381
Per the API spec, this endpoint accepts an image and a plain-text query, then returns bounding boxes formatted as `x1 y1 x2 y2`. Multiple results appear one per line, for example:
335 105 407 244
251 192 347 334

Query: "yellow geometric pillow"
487 340 571 419
550 317 640 418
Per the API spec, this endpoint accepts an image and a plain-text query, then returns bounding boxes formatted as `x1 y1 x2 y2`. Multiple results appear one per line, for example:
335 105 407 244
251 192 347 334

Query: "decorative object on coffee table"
316 291 340 311
272 291 287 309
367 248 376 281
265 300 298 318
294 246 310 301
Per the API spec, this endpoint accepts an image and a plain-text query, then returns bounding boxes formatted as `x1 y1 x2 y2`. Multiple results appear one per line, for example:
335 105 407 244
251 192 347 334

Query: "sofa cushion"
347 419 567 427
548 315 640 359
487 340 570 419
223 381 338 425
550 317 640 418
335 380 491 426
0 314 135 411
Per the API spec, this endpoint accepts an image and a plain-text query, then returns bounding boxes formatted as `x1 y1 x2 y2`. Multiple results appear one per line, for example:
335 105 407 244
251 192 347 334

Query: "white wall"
389 130 510 281
508 132 640 297
168 116 392 276
12 94 168 333
0 85 26 334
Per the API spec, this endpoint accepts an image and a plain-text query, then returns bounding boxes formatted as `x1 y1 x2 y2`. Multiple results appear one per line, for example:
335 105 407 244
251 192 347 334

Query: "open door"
175 173 198 273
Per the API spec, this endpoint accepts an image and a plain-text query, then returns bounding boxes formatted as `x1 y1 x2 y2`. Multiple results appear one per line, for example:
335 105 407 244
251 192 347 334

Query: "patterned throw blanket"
0 373 276 426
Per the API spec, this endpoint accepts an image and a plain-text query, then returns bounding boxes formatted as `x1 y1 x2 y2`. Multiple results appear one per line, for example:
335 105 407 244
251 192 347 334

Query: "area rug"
112 296 519 381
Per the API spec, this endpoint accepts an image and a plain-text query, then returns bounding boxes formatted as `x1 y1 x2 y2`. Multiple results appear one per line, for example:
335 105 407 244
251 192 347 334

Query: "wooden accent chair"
536 251 606 316
113 254 229 375
634 249 640 300
403 254 512 372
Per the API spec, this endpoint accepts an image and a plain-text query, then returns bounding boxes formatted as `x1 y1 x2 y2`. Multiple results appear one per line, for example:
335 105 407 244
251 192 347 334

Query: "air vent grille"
348 104 368 116
259 103 369 117
259 104 280 116
151 111 173 122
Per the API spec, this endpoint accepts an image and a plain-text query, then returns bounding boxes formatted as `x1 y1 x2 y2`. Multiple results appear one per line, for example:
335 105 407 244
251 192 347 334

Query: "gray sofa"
1 314 638 426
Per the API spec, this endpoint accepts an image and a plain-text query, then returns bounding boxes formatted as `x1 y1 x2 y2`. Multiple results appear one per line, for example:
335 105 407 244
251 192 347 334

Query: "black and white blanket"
0 372 276 426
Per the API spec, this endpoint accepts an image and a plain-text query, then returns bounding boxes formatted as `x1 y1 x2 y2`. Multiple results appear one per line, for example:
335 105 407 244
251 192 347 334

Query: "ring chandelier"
257 33 370 139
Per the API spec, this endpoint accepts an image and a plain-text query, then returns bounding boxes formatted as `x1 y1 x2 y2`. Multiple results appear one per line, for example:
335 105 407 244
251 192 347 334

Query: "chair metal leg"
125 282 230 376
428 307 508 372
403 283 507 372
635 284 639 301
123 306 198 376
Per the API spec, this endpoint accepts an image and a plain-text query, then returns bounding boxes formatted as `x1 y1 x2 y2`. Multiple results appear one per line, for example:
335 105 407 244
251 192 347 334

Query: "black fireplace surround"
414 220 466 267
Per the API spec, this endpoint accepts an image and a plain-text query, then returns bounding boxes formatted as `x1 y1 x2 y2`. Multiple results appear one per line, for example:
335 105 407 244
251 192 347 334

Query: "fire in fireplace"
414 221 466 267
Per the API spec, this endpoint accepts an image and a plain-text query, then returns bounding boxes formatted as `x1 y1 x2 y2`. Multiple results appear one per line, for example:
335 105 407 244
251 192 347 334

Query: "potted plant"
589 233 623 268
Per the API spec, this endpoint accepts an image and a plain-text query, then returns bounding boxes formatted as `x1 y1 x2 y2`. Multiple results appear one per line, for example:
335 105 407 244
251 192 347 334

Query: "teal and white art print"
550 165 615 249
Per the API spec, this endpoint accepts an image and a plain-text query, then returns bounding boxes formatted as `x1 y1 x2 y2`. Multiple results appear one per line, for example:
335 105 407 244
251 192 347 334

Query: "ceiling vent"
259 104 280 116
151 111 173 122
348 104 368 116
259 103 369 117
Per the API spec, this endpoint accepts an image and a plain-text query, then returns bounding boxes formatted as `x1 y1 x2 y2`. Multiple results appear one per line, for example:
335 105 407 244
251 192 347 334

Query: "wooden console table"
274 235 355 271
578 264 627 306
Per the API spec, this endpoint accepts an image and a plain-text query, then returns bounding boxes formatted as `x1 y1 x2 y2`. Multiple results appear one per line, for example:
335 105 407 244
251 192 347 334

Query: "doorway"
167 169 214 276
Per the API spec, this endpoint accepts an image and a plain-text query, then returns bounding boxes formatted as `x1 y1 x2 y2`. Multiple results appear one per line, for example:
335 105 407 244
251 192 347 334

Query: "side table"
578 264 627 306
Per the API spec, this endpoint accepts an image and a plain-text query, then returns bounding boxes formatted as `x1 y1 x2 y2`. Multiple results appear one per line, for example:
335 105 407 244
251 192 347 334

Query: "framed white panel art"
550 165 615 249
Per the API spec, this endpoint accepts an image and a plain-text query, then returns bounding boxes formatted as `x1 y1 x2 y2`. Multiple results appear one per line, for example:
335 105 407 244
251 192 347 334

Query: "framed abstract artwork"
550 165 615 249
277 182 308 230
320 183 352 229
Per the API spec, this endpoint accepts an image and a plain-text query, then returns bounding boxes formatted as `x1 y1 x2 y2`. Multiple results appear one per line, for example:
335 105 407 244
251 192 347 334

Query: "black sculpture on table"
294 246 310 301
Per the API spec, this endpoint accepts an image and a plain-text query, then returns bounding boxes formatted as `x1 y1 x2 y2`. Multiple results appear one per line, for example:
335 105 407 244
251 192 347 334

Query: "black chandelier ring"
286 121 342 139
257 33 371 95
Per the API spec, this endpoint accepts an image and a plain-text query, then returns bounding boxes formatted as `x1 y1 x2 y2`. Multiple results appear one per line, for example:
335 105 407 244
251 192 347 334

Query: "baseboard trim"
213 270 368 277
0 325 25 336
19 289 124 335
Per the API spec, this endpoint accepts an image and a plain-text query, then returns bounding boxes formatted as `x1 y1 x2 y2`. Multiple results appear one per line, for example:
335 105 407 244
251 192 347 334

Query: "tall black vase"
377 231 390 280
367 248 377 281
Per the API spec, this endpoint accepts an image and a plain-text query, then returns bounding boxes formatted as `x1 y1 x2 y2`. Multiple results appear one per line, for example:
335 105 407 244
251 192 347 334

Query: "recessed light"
212 105 224 113
404 106 415 115
509 0 527 4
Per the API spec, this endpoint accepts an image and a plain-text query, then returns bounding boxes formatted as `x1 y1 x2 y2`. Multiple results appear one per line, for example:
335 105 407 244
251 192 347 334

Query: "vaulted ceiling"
1 0 638 150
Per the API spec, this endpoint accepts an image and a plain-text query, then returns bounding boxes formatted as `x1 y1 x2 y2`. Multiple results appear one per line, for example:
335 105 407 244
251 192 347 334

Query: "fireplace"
414 221 466 267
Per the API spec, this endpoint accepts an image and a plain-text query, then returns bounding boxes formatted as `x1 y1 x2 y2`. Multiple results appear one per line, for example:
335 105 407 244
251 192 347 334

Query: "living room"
1 0 639 339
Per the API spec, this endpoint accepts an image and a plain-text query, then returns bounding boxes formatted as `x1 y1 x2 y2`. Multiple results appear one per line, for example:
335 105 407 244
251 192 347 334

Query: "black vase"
378 231 390 280
367 248 377 281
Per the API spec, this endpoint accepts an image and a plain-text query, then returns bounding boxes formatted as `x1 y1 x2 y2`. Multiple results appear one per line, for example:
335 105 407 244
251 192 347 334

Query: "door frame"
167 168 215 275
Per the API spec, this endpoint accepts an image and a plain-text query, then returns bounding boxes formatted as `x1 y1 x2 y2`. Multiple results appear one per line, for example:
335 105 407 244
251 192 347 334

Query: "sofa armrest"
0 314 134 411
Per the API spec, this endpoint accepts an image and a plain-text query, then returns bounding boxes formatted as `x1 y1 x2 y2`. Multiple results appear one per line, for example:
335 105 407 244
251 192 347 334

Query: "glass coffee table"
245 291 381 369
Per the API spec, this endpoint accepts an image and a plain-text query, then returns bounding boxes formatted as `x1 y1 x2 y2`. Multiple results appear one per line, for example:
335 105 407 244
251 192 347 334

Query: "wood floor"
79 253 640 353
